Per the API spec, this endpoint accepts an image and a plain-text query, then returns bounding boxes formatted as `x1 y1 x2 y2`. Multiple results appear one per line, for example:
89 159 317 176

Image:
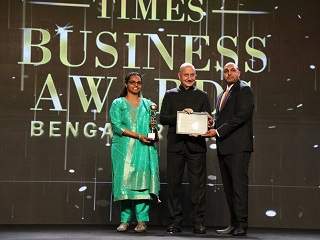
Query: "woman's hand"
138 135 152 144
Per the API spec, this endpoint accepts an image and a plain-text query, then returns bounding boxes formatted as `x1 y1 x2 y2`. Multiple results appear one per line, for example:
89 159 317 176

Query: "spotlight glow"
209 143 217 149
158 27 165 32
78 186 87 192
208 175 217 181
309 65 316 70
265 209 277 217
69 169 75 174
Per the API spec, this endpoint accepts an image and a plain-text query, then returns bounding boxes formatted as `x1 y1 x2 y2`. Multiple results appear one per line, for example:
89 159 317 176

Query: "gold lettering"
134 0 159 20
30 121 44 137
182 35 210 71
123 32 141 69
95 31 118 68
216 36 238 71
187 0 204 23
66 121 79 137
245 37 267 73
31 74 65 112
165 0 185 22
49 121 62 137
18 28 51 65
84 122 97 137
143 34 178 70
71 75 115 113
59 30 91 67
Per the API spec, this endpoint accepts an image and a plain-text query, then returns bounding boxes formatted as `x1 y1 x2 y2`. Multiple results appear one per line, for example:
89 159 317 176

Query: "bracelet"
138 134 141 141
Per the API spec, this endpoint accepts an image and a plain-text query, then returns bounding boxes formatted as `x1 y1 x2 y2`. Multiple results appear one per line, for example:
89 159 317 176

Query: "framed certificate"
176 111 208 134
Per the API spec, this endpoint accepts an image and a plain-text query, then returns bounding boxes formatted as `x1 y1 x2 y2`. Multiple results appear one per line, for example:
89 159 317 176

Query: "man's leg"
167 151 185 227
186 151 207 228
229 152 250 229
218 154 237 227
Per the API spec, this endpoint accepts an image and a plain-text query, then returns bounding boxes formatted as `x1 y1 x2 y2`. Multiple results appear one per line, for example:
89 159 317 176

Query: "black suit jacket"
215 80 254 155
160 86 211 153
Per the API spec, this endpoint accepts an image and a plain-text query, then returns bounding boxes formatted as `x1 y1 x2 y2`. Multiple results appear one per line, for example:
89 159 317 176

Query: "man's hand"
183 108 193 114
189 133 199 137
202 129 217 138
207 113 214 128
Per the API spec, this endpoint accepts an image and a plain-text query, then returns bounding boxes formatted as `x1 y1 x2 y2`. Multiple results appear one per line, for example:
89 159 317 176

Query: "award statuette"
148 103 158 140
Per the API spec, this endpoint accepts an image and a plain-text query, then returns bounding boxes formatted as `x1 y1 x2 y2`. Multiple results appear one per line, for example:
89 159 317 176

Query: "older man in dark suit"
160 63 211 234
204 62 254 236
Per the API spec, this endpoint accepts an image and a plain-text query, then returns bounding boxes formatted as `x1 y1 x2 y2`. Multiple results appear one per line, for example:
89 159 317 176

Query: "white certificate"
176 111 208 135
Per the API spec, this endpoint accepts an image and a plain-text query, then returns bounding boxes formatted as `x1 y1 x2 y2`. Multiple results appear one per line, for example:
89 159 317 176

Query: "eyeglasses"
128 81 142 86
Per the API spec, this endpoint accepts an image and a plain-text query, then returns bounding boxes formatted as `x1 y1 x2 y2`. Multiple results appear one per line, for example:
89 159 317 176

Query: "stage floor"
0 225 319 240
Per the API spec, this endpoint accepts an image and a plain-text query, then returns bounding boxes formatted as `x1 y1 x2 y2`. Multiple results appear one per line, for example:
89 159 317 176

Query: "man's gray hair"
179 62 195 72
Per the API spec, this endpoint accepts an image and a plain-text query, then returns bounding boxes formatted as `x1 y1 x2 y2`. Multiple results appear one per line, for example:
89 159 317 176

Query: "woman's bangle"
137 134 141 141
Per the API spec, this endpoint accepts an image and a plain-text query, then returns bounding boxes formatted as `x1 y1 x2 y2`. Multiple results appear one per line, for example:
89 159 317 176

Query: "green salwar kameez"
109 97 160 222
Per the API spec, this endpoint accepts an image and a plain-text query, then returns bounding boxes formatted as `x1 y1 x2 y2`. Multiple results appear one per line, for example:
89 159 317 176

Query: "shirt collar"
179 84 195 91
226 84 234 91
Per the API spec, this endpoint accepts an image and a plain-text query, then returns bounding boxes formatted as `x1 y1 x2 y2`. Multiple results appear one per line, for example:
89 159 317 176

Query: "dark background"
0 0 319 229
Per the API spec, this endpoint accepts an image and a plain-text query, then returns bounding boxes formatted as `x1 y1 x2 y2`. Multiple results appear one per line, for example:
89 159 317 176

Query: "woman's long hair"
119 72 142 97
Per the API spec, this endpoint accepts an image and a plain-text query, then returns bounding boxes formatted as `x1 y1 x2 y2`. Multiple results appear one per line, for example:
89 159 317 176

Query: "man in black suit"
160 63 211 234
204 62 254 236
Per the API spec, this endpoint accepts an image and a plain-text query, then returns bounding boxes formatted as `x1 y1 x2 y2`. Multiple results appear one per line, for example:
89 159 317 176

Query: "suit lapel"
218 80 240 112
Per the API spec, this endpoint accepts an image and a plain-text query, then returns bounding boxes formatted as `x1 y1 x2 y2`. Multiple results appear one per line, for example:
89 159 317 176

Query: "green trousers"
120 200 150 223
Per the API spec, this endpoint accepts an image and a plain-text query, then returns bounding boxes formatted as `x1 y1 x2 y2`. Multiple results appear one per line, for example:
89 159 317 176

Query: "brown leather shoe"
116 223 129 232
134 222 147 233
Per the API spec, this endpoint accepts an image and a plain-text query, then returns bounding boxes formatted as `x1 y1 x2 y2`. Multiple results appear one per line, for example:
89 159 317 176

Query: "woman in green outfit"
109 72 160 233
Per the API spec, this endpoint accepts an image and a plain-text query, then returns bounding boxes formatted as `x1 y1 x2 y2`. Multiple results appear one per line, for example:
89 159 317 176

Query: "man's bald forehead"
224 62 239 69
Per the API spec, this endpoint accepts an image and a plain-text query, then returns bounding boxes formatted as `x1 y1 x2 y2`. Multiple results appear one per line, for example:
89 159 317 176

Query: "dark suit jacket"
160 86 211 153
215 80 254 155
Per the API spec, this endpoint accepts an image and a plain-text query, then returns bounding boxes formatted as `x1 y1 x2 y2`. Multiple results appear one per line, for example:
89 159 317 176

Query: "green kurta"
109 97 160 201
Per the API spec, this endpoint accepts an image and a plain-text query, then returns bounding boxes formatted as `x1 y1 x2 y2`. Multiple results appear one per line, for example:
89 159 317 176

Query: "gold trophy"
148 103 158 141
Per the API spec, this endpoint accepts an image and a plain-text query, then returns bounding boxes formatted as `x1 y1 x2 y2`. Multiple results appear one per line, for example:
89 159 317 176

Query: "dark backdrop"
0 0 319 229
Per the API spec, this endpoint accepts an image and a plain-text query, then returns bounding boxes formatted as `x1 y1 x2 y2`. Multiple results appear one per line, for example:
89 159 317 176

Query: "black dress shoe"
216 225 235 234
232 227 247 236
193 224 206 234
167 225 182 234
